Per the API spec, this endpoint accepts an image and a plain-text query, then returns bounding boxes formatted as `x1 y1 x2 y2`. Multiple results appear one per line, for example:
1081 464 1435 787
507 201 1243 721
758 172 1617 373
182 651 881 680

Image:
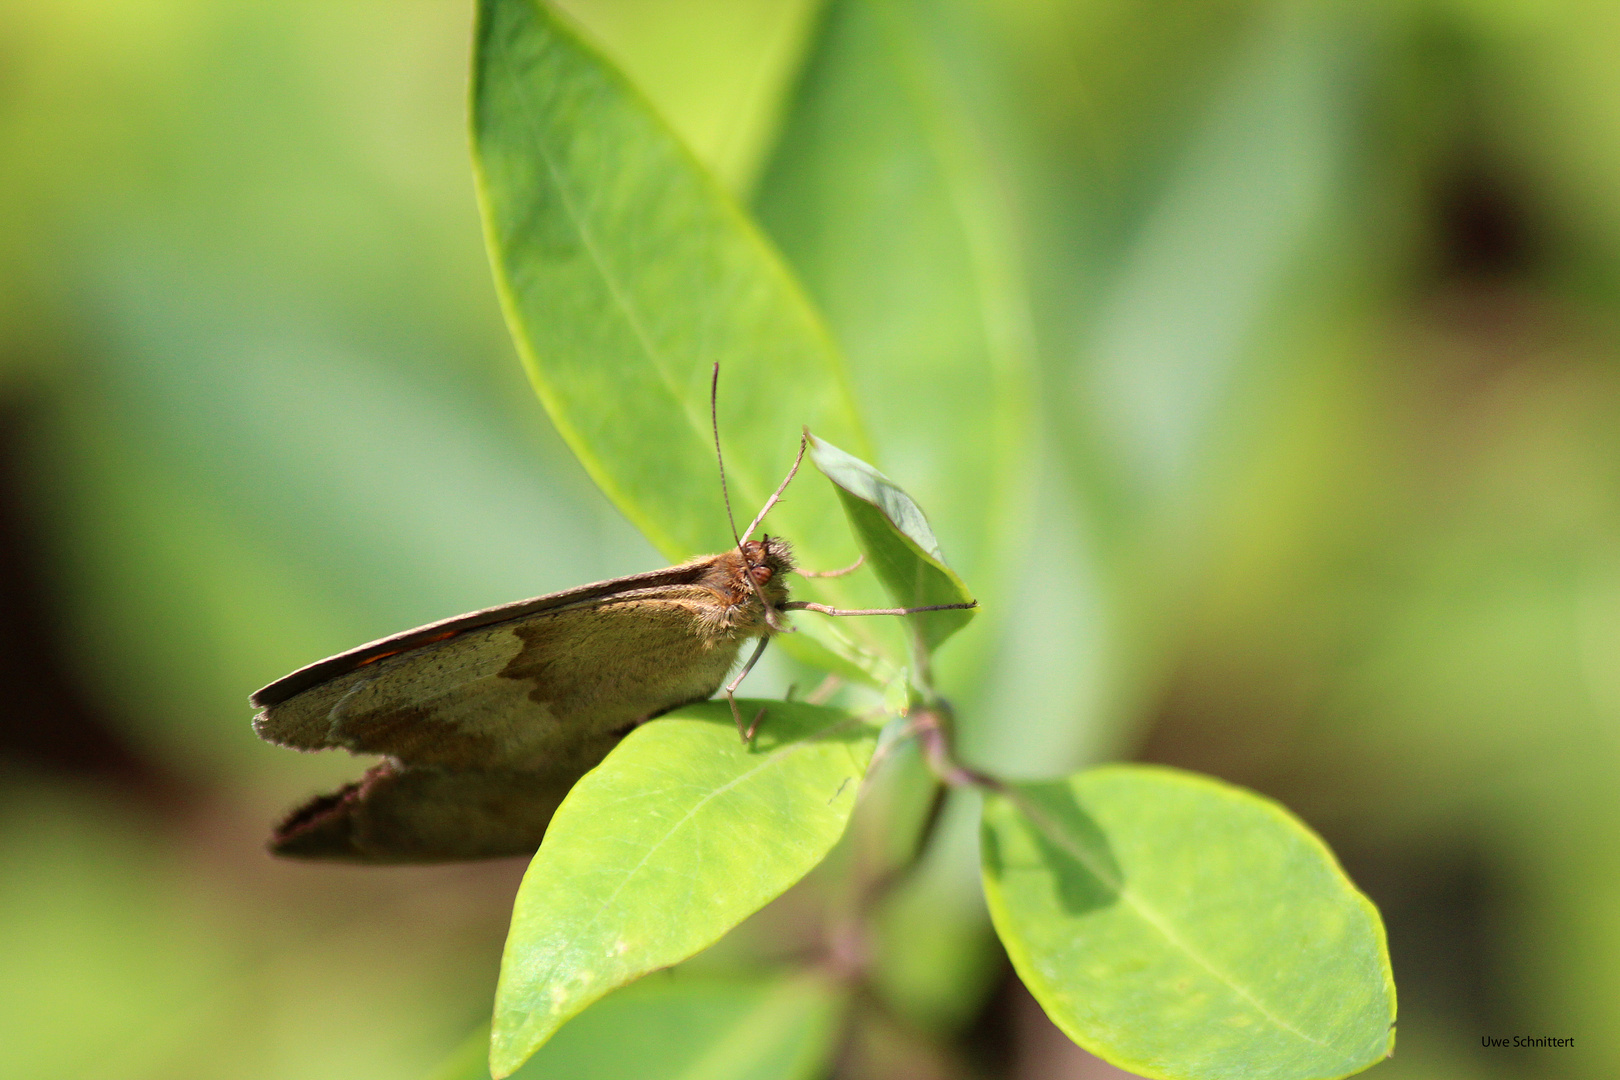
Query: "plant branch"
909 705 1004 794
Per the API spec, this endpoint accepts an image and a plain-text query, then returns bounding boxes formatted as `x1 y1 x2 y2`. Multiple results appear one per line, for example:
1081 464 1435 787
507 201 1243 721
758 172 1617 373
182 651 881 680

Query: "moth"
253 367 972 863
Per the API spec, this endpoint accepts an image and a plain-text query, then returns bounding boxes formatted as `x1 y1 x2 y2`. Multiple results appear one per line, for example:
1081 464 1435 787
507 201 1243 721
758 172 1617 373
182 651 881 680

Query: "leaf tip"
487 1011 552 1080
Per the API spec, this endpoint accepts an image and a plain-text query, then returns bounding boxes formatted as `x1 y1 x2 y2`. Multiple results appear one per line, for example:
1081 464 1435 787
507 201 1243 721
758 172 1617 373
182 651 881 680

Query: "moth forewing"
254 540 796 862
249 553 758 709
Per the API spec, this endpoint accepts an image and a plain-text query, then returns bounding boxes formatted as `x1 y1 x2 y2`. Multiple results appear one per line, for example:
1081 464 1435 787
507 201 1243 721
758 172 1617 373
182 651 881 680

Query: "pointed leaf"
981 765 1394 1080
807 433 976 653
490 701 875 1076
471 0 901 678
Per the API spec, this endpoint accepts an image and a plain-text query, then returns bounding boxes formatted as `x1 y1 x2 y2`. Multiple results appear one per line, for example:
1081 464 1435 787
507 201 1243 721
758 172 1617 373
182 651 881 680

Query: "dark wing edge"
250 558 719 708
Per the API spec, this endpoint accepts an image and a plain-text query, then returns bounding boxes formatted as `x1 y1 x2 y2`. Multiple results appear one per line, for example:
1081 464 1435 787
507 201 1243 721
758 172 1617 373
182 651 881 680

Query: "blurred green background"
4 0 1619 1077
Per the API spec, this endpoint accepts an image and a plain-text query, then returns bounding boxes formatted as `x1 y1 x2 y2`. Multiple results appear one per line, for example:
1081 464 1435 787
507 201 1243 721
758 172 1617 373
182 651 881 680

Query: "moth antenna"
711 361 743 549
740 432 808 634
740 432 807 542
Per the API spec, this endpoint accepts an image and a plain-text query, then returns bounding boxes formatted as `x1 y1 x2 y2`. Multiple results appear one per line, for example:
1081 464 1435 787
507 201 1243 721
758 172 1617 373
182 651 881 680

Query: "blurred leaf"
807 433 976 655
437 973 841 1080
0 782 224 1079
91 266 654 634
981 765 1394 1080
549 0 820 193
471 0 902 679
870 788 1003 1035
1044 8 1361 757
1066 8 1351 549
753 0 1035 599
751 7 1065 1035
491 701 875 1076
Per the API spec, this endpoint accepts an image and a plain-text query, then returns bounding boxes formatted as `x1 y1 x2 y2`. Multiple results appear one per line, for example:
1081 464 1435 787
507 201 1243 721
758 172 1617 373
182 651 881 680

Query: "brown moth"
253 367 972 863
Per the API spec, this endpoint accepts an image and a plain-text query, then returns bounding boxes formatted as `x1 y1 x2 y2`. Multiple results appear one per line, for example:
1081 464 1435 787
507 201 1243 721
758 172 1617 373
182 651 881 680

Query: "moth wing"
269 760 594 862
252 585 746 773
251 559 720 707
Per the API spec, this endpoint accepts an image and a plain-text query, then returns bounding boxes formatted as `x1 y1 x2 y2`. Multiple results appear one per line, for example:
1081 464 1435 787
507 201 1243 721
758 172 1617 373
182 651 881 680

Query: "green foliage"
18 0 1620 1075
472 3 1393 1079
490 702 874 1077
464 1 1398 1077
754 0 1049 1039
982 766 1395 1080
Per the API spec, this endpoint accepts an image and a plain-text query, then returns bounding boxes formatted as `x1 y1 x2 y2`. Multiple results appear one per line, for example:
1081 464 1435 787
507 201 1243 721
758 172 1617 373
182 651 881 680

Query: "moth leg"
798 553 864 579
782 600 979 617
744 705 768 743
725 636 772 743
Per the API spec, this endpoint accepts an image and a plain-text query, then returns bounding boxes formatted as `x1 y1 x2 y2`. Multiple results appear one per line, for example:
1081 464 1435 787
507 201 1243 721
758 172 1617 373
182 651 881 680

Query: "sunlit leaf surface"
982 765 1394 1080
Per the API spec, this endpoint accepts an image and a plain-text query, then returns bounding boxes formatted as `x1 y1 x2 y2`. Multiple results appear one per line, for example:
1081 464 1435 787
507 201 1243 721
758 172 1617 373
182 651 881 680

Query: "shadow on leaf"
997 780 1123 917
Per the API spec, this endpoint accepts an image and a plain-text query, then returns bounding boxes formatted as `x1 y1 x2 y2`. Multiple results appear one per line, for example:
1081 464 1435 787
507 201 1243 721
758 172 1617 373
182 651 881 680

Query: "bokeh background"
4 1 1620 1077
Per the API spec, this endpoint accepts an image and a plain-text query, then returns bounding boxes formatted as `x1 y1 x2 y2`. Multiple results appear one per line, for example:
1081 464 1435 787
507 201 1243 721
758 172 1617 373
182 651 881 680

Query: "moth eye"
750 565 773 584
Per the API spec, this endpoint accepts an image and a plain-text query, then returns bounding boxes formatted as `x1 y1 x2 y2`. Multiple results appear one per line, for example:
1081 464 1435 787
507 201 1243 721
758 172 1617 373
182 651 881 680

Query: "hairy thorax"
691 537 793 638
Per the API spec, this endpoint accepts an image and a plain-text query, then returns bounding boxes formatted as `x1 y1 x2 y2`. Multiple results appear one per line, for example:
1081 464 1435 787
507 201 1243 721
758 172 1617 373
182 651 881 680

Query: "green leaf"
490 701 876 1077
471 0 902 678
434 973 843 1080
807 433 976 654
981 765 1394 1080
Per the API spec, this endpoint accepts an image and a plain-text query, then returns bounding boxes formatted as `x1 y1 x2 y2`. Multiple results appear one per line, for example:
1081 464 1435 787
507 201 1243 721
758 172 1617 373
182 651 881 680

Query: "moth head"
741 535 795 585
730 535 794 628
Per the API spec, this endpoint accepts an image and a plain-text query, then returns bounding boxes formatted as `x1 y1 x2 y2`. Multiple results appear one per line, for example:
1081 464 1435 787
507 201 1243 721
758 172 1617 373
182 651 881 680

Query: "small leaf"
981 765 1394 1080
490 701 875 1077
434 973 843 1080
807 433 976 653
471 0 903 678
